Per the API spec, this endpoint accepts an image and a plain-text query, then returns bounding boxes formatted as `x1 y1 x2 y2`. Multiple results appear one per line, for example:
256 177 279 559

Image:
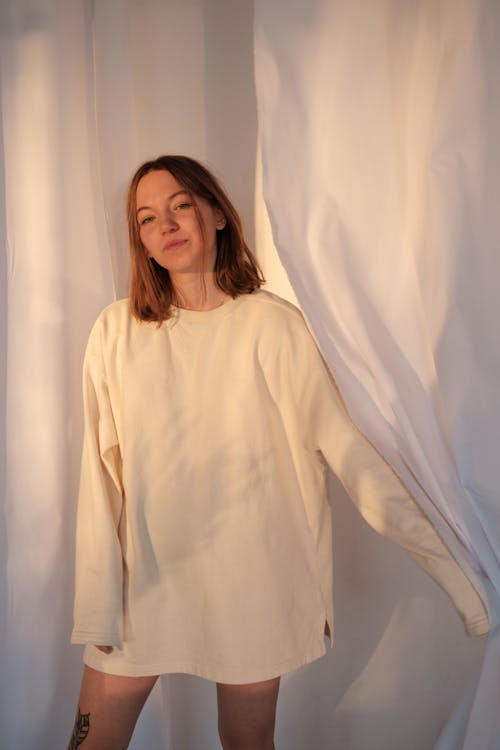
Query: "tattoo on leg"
69 708 90 748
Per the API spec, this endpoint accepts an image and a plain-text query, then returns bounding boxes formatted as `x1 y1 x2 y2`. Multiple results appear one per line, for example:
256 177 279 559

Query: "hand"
95 645 113 654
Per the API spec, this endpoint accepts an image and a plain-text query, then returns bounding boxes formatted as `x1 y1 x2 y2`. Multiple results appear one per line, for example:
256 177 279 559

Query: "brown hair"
127 155 264 322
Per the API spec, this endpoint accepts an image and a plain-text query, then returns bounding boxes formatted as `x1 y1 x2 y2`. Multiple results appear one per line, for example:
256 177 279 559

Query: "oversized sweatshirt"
71 290 488 682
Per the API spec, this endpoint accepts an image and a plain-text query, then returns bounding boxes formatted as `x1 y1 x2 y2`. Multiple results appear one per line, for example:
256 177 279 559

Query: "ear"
214 207 227 230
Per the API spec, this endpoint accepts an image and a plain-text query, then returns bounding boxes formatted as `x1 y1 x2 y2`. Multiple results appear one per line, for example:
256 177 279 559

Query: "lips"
163 239 187 251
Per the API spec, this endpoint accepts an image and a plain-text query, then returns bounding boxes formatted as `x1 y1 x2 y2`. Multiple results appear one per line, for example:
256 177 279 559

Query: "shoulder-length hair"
127 155 264 322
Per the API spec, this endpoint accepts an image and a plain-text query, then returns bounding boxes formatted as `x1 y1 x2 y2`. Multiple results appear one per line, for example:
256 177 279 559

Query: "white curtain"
255 0 500 748
0 0 494 748
1 1 256 747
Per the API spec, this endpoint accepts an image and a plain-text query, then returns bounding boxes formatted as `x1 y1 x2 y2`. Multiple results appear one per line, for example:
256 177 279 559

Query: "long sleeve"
71 324 124 646
274 310 489 637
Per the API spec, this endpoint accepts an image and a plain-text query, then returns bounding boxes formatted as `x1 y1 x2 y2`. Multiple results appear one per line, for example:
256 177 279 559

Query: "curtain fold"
254 0 500 747
0 1 116 747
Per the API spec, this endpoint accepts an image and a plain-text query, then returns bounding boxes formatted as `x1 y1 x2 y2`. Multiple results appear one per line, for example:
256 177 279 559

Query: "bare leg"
68 665 158 750
217 677 280 750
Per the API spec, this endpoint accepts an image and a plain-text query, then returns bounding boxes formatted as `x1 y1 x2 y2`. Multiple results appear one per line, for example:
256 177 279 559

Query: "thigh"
68 665 158 750
216 677 280 750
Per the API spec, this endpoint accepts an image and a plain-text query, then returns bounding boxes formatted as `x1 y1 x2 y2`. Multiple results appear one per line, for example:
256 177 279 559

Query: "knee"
218 721 275 750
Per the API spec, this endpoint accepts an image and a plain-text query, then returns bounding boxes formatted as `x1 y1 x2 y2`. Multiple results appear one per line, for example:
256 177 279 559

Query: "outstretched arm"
277 309 488 636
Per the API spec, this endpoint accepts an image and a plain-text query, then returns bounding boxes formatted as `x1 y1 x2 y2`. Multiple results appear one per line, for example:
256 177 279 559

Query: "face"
135 170 226 277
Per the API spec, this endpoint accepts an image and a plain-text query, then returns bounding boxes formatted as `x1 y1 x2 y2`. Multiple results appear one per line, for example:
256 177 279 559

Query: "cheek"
139 227 152 251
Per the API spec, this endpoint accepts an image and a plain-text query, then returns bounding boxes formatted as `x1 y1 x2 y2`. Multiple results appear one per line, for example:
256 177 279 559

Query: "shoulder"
85 298 132 354
237 289 306 331
237 290 320 362
93 298 131 328
91 298 130 333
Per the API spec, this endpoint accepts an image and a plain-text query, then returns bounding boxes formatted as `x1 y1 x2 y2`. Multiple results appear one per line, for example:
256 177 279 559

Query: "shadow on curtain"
255 0 500 747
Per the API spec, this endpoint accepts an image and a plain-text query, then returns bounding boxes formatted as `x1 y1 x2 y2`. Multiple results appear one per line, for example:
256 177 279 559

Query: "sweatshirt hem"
71 630 121 646
83 641 329 684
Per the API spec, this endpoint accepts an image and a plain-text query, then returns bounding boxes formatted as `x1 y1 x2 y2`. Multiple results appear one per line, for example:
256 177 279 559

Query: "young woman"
69 155 487 749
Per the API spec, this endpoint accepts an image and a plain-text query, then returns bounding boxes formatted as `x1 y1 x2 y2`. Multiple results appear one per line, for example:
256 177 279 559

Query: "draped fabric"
0 1 256 746
254 0 500 747
0 0 494 748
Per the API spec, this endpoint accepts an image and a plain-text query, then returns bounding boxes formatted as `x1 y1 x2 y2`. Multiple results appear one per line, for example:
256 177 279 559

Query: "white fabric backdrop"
0 0 493 747
255 0 500 747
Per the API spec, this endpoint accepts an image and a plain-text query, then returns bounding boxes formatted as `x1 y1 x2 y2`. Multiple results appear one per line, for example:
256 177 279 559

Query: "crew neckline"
168 294 246 325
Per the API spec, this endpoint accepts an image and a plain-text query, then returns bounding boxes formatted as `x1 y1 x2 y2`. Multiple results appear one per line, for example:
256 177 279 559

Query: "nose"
160 211 179 233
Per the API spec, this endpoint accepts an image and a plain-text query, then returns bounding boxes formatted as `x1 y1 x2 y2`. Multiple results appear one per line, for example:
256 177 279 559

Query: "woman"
70 155 487 749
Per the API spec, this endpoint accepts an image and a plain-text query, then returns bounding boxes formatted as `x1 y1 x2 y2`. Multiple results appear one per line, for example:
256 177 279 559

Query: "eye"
175 202 192 210
139 215 154 226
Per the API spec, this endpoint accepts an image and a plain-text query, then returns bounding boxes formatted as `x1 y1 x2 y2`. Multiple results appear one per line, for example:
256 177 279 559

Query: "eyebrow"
136 190 191 216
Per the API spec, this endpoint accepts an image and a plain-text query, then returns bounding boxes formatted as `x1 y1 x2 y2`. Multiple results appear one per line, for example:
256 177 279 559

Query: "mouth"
163 239 187 251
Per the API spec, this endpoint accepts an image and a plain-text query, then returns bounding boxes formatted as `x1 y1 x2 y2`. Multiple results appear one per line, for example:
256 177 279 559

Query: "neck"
172 272 228 311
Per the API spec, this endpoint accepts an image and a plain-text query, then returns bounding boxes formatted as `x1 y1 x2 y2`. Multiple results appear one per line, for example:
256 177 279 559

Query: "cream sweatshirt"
71 290 487 682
